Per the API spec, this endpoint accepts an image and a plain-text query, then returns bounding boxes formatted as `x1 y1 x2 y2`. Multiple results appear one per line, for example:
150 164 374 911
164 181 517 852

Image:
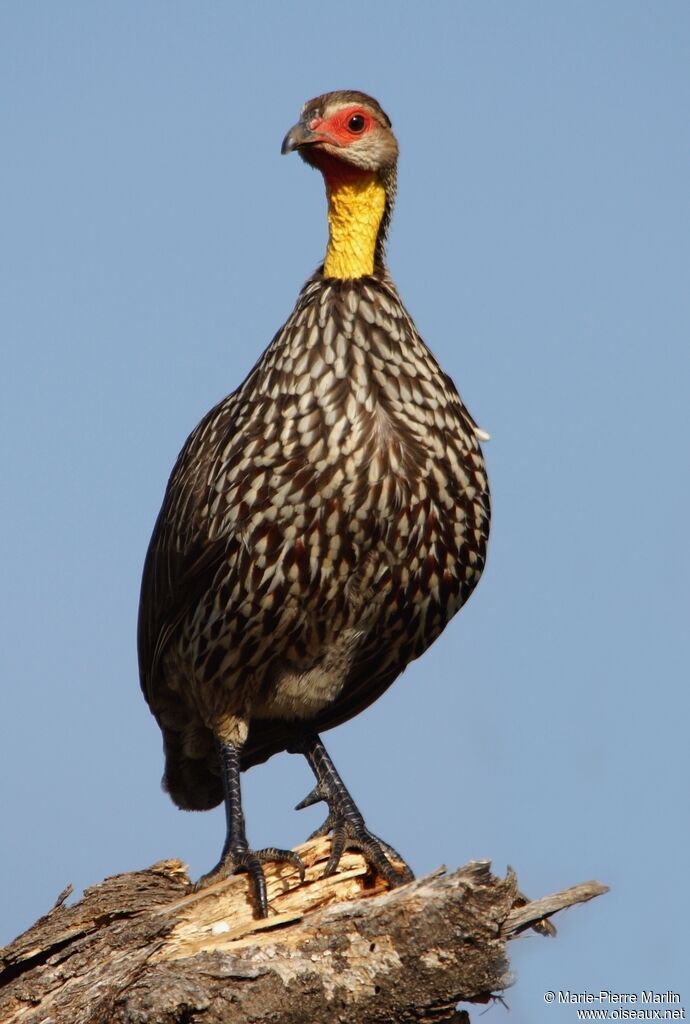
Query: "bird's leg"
194 739 305 916
292 733 414 886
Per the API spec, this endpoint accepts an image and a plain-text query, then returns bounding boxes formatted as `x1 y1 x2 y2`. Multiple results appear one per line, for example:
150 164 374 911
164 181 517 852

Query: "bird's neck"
319 161 387 279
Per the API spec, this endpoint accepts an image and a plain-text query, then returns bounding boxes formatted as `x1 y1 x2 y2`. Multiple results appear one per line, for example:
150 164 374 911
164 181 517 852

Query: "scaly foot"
194 840 305 916
293 735 414 886
202 738 305 916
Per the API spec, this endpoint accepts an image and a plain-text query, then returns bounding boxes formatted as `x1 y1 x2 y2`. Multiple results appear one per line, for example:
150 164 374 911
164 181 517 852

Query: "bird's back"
139 271 489 810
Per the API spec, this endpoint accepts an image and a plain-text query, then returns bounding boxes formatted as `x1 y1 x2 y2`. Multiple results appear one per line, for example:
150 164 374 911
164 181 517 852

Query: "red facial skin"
307 106 373 145
304 107 375 185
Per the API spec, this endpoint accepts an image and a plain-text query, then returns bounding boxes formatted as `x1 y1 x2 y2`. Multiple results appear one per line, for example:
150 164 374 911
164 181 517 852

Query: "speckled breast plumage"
139 272 490 807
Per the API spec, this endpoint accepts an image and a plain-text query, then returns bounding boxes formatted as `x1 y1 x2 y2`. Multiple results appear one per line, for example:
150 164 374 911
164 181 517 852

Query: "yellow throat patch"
324 175 386 279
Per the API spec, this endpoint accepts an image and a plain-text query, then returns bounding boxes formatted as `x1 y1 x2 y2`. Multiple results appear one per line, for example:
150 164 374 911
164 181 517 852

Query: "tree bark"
0 837 606 1024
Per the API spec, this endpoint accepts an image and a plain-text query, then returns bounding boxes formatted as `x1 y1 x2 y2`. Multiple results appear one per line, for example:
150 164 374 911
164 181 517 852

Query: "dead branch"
0 837 607 1024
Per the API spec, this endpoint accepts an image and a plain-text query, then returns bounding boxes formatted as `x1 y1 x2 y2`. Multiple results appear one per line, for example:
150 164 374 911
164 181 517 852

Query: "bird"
138 90 491 917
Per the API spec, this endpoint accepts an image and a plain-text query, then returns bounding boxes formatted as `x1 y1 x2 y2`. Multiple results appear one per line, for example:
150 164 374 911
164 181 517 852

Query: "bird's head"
281 91 398 278
281 91 398 180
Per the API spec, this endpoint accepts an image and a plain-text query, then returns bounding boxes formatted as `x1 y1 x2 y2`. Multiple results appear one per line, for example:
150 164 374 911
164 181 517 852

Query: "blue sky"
1 3 688 1019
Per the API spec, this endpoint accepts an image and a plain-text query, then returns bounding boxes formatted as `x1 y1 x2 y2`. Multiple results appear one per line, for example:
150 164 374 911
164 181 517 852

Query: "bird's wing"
138 525 228 709
137 393 240 709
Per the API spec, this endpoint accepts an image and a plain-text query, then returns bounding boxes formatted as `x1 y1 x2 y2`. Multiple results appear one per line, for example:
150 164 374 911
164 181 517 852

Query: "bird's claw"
297 794 413 886
294 783 327 811
193 845 305 917
322 821 414 885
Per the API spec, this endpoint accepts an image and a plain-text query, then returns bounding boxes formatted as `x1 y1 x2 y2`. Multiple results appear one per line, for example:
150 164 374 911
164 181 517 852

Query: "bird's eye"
348 114 366 133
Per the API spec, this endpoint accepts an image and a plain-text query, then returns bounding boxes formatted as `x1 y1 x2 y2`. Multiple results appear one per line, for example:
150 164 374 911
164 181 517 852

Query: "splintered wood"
0 837 607 1024
158 839 392 957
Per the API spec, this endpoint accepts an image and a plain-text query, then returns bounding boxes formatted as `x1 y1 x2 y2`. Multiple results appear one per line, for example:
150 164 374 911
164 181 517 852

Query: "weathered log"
0 837 607 1023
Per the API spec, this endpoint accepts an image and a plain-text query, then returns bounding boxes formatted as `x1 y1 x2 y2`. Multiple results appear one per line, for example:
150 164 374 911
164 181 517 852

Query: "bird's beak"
281 122 317 155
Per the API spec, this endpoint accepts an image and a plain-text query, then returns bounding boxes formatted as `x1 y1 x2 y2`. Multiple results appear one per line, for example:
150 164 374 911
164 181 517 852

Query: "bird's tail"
161 727 223 811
